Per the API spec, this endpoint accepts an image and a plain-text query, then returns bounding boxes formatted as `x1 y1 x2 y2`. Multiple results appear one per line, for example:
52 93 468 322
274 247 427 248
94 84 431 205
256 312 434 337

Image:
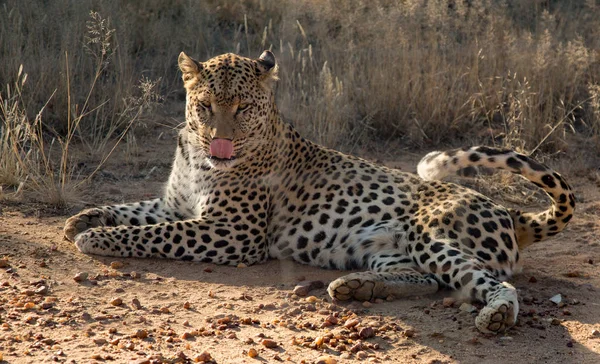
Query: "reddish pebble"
404 329 416 338
344 318 360 329
261 339 278 348
193 351 212 362
359 327 375 339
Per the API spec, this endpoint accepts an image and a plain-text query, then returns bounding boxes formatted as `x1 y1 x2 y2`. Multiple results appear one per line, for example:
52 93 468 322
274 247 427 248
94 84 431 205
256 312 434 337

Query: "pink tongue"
210 139 234 159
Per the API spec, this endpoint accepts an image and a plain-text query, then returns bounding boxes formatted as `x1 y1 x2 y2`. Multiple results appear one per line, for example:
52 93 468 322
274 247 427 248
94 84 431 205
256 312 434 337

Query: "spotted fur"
64 51 575 334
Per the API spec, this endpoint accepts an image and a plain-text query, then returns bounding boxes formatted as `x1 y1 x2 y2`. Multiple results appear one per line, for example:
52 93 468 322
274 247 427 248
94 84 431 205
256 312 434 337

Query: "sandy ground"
1 128 600 364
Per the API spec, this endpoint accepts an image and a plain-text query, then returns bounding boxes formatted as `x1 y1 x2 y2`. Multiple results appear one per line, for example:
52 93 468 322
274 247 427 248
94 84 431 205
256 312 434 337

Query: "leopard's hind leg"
328 228 518 333
410 238 518 334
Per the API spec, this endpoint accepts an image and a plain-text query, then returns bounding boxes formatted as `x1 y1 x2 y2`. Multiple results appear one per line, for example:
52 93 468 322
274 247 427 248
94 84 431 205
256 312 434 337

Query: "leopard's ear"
178 52 202 88
256 50 279 89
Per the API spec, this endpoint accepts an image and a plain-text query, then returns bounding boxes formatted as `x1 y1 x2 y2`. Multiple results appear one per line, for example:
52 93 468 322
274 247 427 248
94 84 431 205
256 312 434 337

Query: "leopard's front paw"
64 208 114 242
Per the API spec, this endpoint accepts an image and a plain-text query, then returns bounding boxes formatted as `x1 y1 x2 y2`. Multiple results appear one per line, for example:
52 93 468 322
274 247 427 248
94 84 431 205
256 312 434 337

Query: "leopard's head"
178 51 278 169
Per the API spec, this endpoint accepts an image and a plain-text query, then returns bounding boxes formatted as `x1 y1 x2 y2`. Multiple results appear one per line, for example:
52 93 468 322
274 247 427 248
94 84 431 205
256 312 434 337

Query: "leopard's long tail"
417 146 575 249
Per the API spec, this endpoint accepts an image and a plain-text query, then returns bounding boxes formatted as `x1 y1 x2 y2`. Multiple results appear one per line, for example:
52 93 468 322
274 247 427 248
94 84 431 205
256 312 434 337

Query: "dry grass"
0 66 77 206
1 0 599 205
0 10 161 206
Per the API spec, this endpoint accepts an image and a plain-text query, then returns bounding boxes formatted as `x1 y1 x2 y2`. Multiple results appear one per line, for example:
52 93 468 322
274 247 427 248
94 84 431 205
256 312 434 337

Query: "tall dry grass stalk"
0 65 77 206
1 1 599 205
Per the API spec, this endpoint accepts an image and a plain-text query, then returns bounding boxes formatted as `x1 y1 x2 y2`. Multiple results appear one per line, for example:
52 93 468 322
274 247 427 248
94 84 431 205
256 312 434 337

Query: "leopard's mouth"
207 155 238 169
209 156 236 162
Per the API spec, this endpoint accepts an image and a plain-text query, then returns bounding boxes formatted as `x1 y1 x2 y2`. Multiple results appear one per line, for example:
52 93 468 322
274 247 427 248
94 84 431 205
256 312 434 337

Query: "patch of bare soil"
1 130 599 364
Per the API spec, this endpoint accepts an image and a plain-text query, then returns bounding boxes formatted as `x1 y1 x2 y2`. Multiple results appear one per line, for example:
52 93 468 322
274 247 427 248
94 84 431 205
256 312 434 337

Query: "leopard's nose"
211 114 235 140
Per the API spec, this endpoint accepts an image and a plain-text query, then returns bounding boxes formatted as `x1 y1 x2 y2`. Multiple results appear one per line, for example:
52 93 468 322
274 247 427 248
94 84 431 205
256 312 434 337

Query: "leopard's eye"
200 101 212 110
237 103 250 112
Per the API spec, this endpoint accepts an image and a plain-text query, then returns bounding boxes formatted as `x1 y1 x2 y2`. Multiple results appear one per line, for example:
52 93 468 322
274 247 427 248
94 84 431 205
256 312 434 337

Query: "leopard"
64 50 575 334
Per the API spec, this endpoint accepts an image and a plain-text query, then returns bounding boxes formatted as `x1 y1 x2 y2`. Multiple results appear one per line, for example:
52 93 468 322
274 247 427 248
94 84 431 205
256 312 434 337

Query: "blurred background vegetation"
1 0 599 204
